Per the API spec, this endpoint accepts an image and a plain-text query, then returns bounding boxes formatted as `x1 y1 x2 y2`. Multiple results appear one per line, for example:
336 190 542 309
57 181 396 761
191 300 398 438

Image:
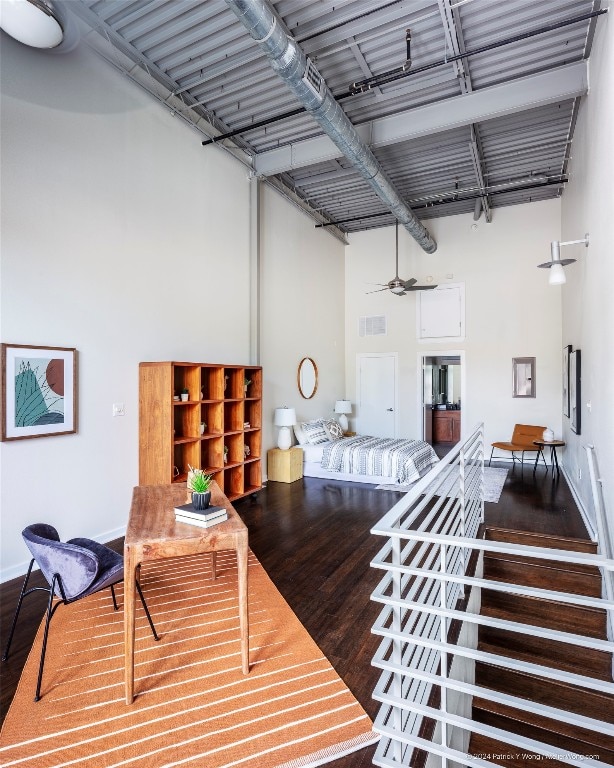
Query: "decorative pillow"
323 418 344 440
300 419 328 445
293 423 308 445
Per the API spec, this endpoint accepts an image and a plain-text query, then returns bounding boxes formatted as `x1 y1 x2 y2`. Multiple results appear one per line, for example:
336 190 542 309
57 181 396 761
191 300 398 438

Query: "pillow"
293 423 308 445
300 419 329 445
323 418 344 441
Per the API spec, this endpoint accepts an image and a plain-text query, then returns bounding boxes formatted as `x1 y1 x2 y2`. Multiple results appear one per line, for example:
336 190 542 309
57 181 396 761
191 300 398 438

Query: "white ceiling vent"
302 58 324 100
359 315 387 337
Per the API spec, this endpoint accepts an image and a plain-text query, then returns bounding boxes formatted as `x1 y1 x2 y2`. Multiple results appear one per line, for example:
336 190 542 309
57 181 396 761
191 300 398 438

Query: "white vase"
543 428 554 442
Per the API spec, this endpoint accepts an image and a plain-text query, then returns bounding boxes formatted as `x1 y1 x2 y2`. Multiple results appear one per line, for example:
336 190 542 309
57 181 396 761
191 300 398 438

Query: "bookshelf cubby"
139 362 263 501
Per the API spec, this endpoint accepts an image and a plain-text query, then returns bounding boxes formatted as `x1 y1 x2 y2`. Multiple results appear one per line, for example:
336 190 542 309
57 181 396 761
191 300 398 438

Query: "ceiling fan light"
0 0 63 49
390 284 405 294
548 263 566 285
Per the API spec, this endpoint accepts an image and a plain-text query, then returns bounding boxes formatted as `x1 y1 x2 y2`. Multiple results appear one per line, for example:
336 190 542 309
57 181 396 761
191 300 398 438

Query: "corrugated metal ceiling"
69 0 604 236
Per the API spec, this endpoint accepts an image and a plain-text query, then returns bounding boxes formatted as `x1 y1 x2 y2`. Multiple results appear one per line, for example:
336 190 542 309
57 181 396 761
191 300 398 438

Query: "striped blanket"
321 435 439 484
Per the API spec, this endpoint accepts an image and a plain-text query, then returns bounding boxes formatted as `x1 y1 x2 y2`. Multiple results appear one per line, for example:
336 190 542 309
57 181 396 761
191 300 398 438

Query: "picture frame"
1 344 78 441
569 349 581 435
562 344 572 418
512 357 536 398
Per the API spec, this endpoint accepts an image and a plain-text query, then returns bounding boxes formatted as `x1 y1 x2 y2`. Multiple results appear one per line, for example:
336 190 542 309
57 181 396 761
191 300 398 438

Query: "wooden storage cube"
244 400 261 430
201 402 223 435
244 368 261 399
225 433 244 464
244 430 261 459
174 403 199 439
224 368 243 399
245 460 261 493
201 436 223 472
224 401 244 433
173 365 200 401
227 466 244 499
200 366 224 400
172 441 200 483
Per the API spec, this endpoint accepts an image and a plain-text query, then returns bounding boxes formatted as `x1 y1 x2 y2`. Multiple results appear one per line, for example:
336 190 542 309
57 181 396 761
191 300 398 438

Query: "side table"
268 446 303 483
533 439 566 478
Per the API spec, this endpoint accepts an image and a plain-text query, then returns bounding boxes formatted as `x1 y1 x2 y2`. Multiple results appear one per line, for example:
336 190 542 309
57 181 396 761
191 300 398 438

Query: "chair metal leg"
489 447 494 466
2 559 35 662
110 584 119 611
136 580 160 641
35 574 62 702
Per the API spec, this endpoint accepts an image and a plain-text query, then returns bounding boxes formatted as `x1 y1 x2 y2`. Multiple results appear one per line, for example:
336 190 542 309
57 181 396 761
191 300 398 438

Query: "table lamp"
274 407 296 450
334 400 352 432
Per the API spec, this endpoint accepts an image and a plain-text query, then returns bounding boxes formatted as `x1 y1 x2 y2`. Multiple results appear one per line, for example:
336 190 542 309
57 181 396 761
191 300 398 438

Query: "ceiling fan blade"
404 284 438 291
365 287 391 294
403 277 417 289
365 282 390 287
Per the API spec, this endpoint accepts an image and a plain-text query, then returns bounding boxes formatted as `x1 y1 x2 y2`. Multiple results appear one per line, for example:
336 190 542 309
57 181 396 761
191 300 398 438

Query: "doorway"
419 351 464 452
356 353 398 437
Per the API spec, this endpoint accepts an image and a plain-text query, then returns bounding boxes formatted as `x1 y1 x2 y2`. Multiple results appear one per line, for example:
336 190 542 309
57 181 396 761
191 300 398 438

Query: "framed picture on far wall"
1 343 78 441
562 344 572 417
569 349 581 435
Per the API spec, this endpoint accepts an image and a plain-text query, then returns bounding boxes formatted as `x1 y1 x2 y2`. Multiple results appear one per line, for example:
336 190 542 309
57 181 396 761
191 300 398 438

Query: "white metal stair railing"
370 423 614 768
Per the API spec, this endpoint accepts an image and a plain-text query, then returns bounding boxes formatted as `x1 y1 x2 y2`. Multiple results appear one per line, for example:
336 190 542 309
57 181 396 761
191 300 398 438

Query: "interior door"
357 354 397 437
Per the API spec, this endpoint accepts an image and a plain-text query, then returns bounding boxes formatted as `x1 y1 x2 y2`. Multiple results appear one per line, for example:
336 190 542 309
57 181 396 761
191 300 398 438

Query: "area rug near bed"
376 466 508 503
0 551 377 768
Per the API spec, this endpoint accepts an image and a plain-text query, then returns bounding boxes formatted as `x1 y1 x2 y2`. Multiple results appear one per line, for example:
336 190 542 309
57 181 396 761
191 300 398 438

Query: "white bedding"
300 442 329 463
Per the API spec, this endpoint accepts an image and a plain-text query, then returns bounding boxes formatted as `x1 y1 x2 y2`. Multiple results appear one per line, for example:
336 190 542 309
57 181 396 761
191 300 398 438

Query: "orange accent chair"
489 424 547 468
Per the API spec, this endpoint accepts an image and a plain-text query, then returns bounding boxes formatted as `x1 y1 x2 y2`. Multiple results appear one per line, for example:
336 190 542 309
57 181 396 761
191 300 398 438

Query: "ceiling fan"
366 222 437 296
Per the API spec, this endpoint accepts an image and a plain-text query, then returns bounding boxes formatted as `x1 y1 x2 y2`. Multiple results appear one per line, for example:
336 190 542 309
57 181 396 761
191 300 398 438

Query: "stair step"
484 553 602 596
478 626 612 680
485 527 598 553
481 589 607 638
473 699 614 759
468 732 591 768
475 662 614 723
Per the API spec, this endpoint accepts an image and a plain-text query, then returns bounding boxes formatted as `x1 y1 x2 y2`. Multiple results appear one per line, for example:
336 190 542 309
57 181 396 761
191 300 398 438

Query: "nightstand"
267 446 303 483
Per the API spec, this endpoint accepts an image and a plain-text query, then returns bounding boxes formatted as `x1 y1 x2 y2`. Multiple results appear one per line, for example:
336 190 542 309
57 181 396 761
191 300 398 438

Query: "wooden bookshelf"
139 361 262 501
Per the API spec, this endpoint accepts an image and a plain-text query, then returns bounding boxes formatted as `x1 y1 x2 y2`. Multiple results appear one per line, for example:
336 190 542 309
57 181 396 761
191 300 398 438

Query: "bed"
296 420 439 485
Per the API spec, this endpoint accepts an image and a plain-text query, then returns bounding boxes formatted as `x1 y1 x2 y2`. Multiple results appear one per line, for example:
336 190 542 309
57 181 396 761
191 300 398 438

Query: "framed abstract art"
562 344 572 418
1 344 78 441
569 349 581 435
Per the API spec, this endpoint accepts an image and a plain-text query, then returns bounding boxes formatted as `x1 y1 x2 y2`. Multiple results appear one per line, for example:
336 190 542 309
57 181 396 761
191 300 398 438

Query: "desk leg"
237 536 249 675
124 546 137 704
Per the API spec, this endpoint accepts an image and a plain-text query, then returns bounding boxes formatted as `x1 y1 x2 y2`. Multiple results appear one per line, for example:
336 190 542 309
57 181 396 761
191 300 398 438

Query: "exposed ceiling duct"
223 0 437 254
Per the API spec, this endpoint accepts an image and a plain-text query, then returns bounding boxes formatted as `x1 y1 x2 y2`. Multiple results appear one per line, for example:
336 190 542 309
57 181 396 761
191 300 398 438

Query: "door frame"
417 349 465 442
356 352 399 438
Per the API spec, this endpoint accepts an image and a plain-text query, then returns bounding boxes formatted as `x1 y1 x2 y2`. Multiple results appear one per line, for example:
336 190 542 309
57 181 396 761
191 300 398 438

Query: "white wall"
560 13 614 534
0 35 346 579
259 185 346 456
345 201 562 450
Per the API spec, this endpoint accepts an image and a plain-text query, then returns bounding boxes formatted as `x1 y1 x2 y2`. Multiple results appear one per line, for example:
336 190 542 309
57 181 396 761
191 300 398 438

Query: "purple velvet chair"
2 523 159 701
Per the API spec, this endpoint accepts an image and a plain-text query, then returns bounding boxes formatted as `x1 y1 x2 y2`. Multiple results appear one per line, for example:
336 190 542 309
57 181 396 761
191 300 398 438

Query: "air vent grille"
359 315 387 337
302 58 324 99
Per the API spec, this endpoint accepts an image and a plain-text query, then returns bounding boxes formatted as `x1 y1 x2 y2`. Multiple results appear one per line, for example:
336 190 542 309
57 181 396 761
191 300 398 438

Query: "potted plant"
180 387 189 402
223 445 229 464
244 377 251 395
188 468 213 510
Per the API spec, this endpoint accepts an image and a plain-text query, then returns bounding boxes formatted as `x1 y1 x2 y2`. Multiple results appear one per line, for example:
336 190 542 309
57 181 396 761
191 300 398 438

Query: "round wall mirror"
298 357 318 399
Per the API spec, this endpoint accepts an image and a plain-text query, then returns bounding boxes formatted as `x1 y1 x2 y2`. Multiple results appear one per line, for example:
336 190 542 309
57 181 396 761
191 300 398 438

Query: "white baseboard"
561 466 597 541
1 525 127 584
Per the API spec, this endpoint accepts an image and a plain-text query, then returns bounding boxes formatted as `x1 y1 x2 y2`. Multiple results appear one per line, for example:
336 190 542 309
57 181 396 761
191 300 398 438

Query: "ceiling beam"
253 61 588 177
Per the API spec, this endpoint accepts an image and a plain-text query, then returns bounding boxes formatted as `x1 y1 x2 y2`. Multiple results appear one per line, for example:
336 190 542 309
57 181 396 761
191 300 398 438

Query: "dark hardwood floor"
0 459 591 767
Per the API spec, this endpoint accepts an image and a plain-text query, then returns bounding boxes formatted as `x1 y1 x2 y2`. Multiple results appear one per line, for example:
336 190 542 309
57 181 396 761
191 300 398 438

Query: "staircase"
469 526 614 766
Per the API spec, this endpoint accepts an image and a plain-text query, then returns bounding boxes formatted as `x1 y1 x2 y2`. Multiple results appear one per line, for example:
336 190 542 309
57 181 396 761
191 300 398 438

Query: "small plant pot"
200 423 206 435
192 491 211 510
180 393 189 402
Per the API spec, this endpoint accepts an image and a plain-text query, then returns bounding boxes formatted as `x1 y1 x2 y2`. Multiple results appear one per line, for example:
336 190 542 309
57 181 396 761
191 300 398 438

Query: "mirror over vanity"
297 357 318 399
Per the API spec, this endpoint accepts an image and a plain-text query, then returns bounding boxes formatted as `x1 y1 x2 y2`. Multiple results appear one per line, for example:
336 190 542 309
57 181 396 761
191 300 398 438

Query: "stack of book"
174 503 228 529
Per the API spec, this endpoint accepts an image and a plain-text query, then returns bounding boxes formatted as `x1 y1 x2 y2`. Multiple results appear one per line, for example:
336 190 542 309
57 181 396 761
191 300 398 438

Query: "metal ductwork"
224 0 437 253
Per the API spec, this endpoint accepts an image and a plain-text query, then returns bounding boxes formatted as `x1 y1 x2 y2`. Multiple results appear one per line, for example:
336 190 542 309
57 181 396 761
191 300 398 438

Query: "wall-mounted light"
0 0 79 52
538 233 589 285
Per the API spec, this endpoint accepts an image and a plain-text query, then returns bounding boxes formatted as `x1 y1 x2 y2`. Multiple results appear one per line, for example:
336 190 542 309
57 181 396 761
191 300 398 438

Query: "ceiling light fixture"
537 234 589 285
0 0 64 49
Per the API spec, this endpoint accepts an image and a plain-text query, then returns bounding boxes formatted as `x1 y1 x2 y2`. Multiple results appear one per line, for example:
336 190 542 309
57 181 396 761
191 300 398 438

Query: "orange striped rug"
0 550 377 767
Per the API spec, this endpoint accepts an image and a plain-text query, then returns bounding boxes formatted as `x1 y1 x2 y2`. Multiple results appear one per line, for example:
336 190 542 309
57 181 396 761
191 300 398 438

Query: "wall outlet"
112 403 125 417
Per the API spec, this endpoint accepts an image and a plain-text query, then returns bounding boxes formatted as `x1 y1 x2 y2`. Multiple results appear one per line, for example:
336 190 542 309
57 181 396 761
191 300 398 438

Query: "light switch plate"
112 403 125 417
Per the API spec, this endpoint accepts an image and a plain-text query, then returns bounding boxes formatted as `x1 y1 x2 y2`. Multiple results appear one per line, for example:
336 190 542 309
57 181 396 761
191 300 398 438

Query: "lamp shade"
274 407 296 427
334 400 352 415
0 0 64 48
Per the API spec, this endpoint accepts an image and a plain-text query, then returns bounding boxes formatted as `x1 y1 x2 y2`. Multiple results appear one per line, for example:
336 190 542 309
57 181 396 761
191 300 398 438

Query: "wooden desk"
124 481 249 704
